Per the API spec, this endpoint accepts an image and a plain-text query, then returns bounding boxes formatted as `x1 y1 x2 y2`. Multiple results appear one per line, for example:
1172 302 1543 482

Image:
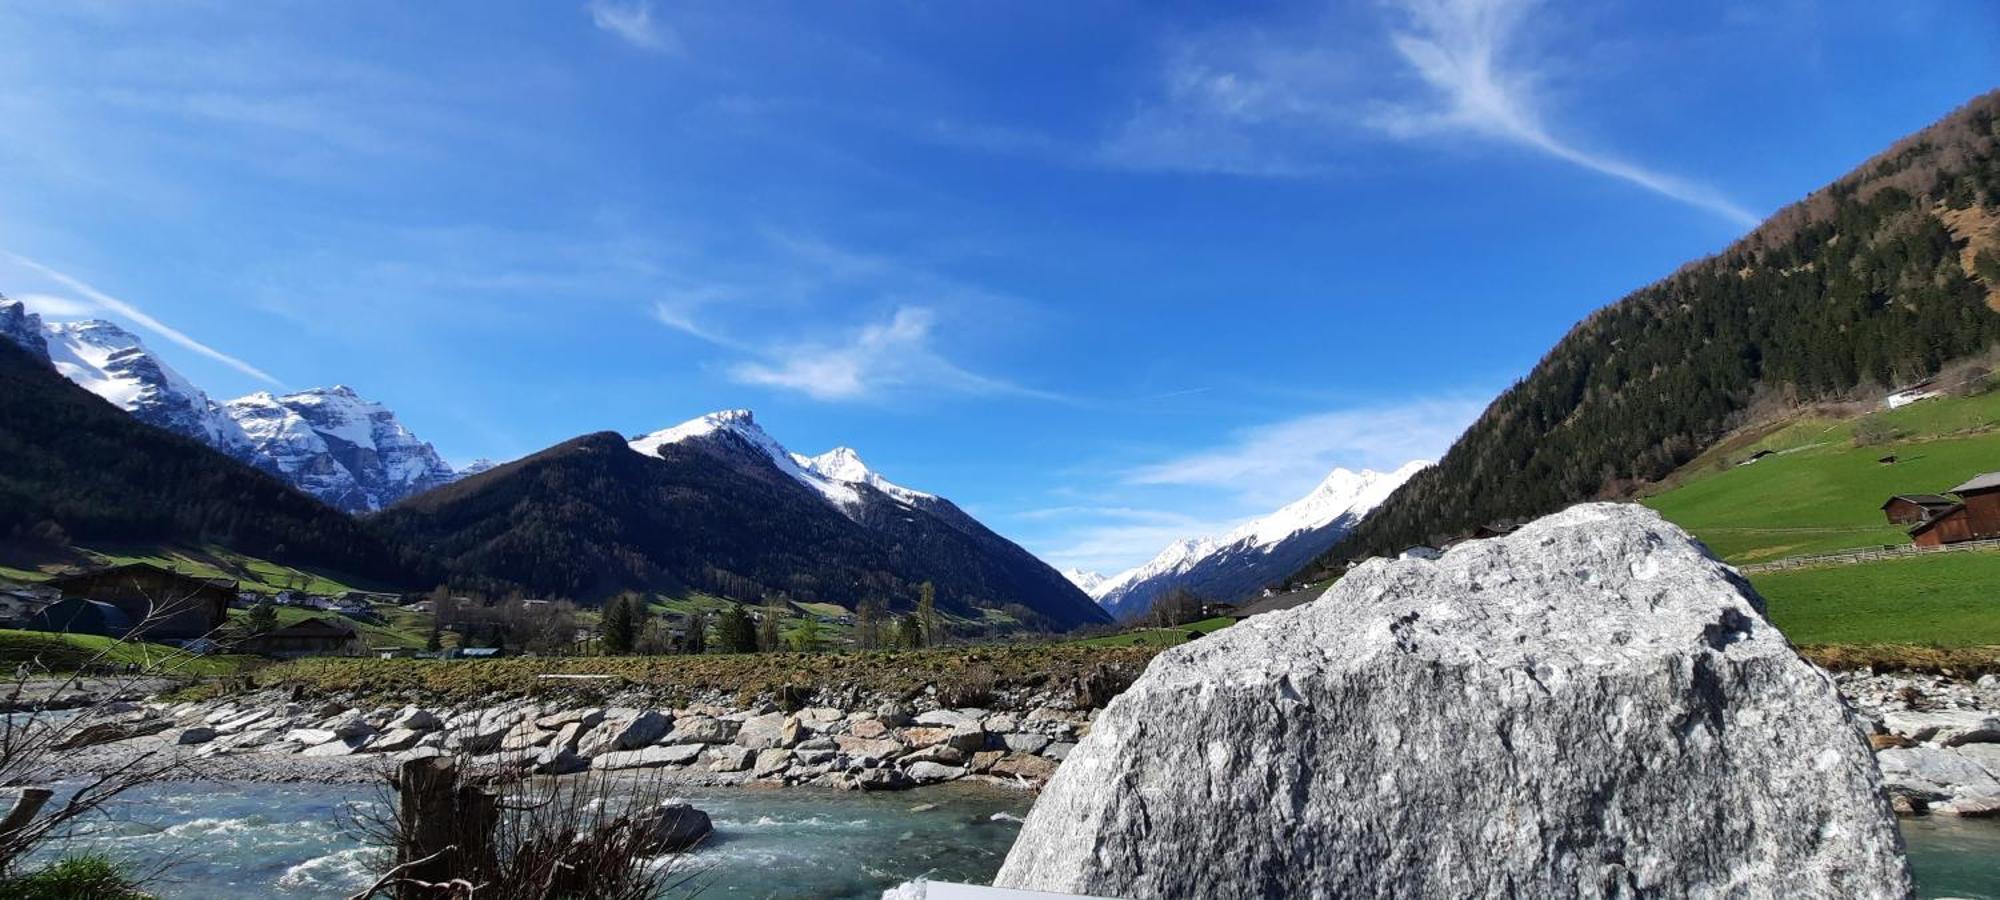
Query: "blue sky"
0 1 1993 574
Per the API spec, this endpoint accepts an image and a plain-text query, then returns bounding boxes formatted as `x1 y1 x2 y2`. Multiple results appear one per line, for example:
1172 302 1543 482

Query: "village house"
1881 494 1958 526
35 563 233 641
1905 472 2000 548
237 617 362 658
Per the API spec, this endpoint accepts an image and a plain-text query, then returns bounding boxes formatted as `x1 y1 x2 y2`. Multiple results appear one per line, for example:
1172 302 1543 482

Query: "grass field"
1070 616 1235 648
255 643 1162 706
0 543 397 597
1644 390 2000 563
1748 550 2000 648
0 629 260 676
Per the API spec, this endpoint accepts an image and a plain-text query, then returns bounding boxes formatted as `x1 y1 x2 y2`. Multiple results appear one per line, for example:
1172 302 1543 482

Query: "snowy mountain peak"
38 317 252 453
1093 459 1430 616
223 386 456 513
799 446 935 505
0 296 49 359
629 410 944 517
1062 568 1109 594
630 409 866 514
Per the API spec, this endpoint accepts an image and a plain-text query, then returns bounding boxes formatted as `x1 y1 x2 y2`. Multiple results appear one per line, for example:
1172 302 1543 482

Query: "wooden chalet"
42 563 233 641
1881 494 1957 526
238 617 362 658
1906 472 2000 548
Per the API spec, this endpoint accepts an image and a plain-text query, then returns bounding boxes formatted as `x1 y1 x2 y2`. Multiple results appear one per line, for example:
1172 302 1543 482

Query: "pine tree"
244 601 278 636
718 604 757 653
600 594 639 655
424 623 443 652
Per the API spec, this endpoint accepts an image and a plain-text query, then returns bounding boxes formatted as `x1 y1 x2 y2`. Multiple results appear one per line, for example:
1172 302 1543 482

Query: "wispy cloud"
662 303 1060 403
1127 397 1483 508
586 0 678 53
5 252 281 386
12 292 98 318
1372 0 1759 226
1100 0 1758 225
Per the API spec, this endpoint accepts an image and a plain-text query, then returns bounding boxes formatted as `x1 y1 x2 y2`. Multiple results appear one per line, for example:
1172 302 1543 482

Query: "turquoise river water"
27 781 1999 898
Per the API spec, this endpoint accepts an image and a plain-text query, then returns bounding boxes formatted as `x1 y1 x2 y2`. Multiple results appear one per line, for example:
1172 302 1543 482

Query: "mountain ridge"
1094 460 1427 620
1302 89 2000 576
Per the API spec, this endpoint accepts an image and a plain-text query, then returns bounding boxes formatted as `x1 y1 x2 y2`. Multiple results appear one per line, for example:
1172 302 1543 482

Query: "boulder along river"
23 779 2000 899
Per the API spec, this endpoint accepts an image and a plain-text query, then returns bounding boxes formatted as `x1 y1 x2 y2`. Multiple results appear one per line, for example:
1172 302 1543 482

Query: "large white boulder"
995 504 1909 898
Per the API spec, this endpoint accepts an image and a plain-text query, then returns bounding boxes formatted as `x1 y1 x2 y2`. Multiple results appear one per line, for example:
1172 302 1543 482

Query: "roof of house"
46 562 237 592
1909 503 1968 535
1882 494 1957 509
1949 472 2000 495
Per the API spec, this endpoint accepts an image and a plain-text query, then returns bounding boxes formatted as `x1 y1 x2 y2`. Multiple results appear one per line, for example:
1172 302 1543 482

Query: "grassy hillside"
1643 388 2000 562
1304 89 2000 577
0 629 258 675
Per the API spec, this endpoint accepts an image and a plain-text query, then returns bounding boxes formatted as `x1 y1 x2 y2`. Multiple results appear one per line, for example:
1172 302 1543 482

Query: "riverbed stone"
1877 747 2000 801
994 504 1911 898
665 715 735 744
1882 710 2000 746
366 728 425 754
904 761 965 784
835 735 904 761
734 712 792 749
849 719 891 740
174 726 217 745
633 803 713 853
390 707 442 732
596 744 704 771
1000 733 1050 754
988 753 1058 782
753 748 792 778
1042 742 1075 761
706 746 754 772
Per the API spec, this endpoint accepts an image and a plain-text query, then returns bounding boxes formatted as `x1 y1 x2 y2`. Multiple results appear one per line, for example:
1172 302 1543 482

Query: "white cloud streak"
586 0 678 53
1102 0 1758 226
1373 0 1760 226
1127 397 1484 507
5 252 281 386
13 292 98 318
659 303 1059 403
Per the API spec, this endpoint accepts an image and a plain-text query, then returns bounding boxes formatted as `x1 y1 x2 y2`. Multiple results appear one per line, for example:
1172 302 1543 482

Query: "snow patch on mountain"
1094 460 1429 616
37 317 254 453
631 410 945 518
225 386 457 512
1062 568 1109 594
455 458 500 479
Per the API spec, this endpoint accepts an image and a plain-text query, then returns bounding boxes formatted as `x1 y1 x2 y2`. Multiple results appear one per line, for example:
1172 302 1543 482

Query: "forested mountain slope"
376 425 1111 629
0 339 421 583
1303 90 2000 574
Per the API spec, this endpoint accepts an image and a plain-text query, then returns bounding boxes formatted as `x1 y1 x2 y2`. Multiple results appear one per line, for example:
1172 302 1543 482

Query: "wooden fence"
1737 536 2000 573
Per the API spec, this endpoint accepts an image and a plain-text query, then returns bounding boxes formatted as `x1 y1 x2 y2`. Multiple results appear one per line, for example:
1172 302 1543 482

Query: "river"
27 781 1999 899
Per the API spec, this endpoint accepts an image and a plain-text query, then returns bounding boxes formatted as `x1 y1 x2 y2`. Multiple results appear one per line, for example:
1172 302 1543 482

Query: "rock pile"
96 694 1088 791
1841 668 2000 817
994 504 1912 898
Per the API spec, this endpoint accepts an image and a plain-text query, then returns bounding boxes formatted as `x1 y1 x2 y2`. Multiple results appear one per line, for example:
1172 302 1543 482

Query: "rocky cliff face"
225 387 457 512
0 296 48 359
995 503 1909 898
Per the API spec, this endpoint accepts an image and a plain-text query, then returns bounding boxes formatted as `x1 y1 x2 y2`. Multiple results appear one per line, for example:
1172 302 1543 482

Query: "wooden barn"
1881 494 1957 525
238 617 361 658
43 563 234 641
1907 472 2000 547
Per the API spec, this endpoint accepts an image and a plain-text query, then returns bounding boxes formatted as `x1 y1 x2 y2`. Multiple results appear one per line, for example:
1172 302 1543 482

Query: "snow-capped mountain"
7 305 257 455
225 387 457 513
454 458 500 479
630 410 938 519
1093 460 1429 621
1062 568 1109 594
383 409 1111 629
0 296 49 358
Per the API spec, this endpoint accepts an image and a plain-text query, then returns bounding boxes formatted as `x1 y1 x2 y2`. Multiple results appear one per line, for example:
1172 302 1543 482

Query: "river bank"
33 664 2000 812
